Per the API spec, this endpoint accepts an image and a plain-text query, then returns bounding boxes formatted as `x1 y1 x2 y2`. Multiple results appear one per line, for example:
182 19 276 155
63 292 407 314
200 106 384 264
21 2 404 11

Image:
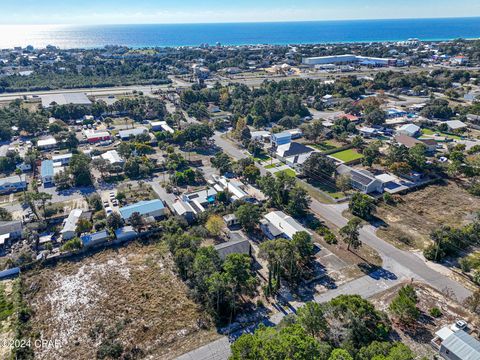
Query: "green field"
421 128 462 140
274 169 296 178
330 149 364 163
311 140 340 151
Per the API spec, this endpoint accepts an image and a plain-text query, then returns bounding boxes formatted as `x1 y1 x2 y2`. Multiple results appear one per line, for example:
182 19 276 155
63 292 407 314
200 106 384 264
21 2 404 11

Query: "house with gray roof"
350 169 383 194
0 174 26 194
214 232 251 260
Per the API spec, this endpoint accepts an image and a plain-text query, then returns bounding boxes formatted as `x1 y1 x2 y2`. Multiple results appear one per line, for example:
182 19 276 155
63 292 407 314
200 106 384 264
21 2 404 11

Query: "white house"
37 137 57 150
260 211 308 240
61 209 83 240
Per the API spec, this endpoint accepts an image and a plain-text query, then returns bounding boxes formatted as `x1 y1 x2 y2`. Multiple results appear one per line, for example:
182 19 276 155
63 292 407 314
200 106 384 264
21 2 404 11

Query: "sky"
2 0 480 25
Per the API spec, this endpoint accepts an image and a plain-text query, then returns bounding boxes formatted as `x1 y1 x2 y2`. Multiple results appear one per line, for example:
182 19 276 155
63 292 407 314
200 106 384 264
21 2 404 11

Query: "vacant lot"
330 149 364 163
22 241 219 360
376 181 480 249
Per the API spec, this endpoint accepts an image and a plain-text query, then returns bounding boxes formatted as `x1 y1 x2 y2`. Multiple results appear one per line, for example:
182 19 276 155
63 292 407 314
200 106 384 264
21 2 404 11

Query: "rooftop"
119 199 165 219
41 92 92 108
40 160 54 178
442 330 480 360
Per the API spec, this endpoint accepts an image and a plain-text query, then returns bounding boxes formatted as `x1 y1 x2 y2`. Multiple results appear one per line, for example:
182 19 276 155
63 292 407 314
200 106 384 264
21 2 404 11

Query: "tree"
389 285 419 327
205 215 224 237
76 219 92 235
362 141 381 167
364 108 386 125
107 213 124 230
302 153 336 182
336 174 352 192
328 349 353 360
296 302 328 339
291 231 315 263
0 208 12 221
128 212 145 232
243 164 260 184
348 193 375 220
211 152 232 174
91 157 111 180
34 192 53 219
340 218 362 251
286 186 311 217
231 323 328 360
69 153 92 186
235 203 261 232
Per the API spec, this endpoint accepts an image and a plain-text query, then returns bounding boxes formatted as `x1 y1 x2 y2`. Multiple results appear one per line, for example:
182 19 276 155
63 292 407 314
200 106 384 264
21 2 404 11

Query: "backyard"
329 148 364 163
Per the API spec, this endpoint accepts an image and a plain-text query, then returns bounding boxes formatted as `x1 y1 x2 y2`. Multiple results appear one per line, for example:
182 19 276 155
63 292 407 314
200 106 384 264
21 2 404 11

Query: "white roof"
375 173 397 183
85 130 110 139
151 121 174 134
101 150 123 164
37 137 57 147
41 92 92 108
398 124 420 134
263 211 307 239
446 120 467 130
61 209 83 234
436 327 454 341
216 176 248 200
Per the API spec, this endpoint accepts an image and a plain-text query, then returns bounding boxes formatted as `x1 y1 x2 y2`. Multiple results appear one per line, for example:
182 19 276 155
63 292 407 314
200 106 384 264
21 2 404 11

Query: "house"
0 175 26 194
171 198 197 223
358 127 379 138
338 165 383 194
271 132 292 147
214 233 251 260
40 160 55 185
387 108 408 118
61 209 83 240
439 330 480 360
81 230 110 248
396 124 420 137
182 187 217 213
251 130 271 142
212 175 248 202
119 199 166 221
37 137 57 150
276 142 314 160
150 121 174 134
260 211 308 240
100 150 124 166
208 104 221 113
118 127 148 140
445 120 468 131
15 162 31 172
41 92 92 108
52 153 73 166
85 130 111 143
285 128 303 139
223 214 239 227
337 113 360 122
394 134 437 152
0 221 23 248
0 267 20 280
115 226 138 242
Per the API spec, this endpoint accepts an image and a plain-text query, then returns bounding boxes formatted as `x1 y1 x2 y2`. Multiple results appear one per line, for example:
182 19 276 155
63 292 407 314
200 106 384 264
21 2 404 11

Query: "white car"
105 207 113 215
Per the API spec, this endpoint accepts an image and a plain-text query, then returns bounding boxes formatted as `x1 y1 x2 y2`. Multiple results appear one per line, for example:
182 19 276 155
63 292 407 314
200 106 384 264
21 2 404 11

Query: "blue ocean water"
1 17 480 49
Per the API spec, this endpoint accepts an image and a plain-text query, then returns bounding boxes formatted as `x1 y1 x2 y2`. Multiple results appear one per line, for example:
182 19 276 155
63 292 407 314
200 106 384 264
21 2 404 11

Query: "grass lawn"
311 140 340 151
264 163 280 169
421 128 462 140
330 149 364 163
274 169 296 178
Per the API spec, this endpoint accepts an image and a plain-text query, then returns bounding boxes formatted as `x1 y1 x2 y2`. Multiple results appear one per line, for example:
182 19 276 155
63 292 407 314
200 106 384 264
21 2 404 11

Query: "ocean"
1 17 480 49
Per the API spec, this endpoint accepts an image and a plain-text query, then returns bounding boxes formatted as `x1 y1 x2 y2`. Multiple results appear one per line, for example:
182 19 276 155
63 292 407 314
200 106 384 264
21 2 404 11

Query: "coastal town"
0 38 479 360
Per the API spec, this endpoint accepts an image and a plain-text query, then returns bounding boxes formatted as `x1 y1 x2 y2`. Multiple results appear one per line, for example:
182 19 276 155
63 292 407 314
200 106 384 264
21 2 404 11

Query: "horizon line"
2 15 480 27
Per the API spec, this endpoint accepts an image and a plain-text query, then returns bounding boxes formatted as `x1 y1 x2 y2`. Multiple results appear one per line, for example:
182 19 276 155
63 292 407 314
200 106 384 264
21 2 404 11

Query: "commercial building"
61 209 83 240
0 174 26 194
37 137 57 150
303 55 397 67
119 199 166 221
118 127 148 140
84 129 111 143
41 92 92 109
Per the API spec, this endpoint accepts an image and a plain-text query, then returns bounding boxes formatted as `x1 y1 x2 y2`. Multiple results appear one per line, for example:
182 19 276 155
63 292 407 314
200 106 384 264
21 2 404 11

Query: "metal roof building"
41 160 54 178
440 330 480 360
41 93 92 108
118 127 148 140
119 199 166 220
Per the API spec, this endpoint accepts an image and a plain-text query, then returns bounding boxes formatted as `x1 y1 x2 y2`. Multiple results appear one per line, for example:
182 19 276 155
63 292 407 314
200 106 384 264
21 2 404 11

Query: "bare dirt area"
371 281 480 359
22 241 220 360
376 181 480 250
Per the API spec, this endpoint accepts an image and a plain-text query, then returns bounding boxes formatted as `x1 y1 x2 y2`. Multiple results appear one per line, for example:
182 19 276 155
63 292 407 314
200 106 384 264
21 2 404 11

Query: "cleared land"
330 149 364 163
21 241 220 360
376 181 480 249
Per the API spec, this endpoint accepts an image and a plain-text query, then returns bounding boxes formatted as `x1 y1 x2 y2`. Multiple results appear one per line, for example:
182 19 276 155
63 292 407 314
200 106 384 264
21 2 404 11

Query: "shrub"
429 307 442 318
324 231 338 245
61 237 82 252
423 244 445 261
